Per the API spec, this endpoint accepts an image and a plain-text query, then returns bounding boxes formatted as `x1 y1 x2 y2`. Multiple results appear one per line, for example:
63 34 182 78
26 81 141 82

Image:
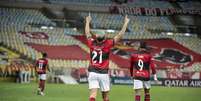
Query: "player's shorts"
133 79 151 89
38 74 47 80
88 72 110 92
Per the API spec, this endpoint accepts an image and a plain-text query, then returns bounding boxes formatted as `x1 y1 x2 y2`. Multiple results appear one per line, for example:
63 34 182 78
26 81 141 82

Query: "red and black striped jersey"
130 51 156 81
36 58 48 74
87 38 114 73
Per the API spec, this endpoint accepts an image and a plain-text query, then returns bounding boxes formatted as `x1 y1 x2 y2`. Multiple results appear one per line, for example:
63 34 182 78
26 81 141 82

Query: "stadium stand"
125 0 174 8
178 1 201 10
0 1 201 81
49 0 112 5
49 0 174 9
0 7 120 70
79 12 177 33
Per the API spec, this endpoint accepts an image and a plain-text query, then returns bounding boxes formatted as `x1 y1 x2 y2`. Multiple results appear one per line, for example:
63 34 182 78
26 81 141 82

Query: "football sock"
144 93 150 101
135 95 141 101
89 97 95 101
104 99 109 101
144 89 150 101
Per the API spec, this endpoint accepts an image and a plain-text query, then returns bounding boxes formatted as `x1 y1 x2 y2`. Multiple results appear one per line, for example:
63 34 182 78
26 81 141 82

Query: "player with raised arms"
130 41 158 101
85 14 130 101
35 53 50 96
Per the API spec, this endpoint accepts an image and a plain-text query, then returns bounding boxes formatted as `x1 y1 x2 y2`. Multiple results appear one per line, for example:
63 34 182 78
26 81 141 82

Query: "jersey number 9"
138 59 144 71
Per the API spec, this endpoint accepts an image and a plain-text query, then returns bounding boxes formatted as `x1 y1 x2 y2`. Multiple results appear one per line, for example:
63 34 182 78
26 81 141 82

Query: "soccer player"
35 53 50 96
130 41 158 101
85 14 130 101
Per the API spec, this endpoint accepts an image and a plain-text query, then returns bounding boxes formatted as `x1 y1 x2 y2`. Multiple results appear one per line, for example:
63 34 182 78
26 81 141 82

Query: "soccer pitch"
0 82 201 101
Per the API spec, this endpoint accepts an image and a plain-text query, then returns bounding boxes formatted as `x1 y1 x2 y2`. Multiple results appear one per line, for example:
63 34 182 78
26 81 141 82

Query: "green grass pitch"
0 81 201 101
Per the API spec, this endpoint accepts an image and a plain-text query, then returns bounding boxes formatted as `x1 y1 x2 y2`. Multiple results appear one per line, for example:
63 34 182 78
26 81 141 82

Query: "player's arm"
35 60 38 73
150 58 157 81
85 15 93 39
130 56 134 77
47 64 51 72
113 15 130 43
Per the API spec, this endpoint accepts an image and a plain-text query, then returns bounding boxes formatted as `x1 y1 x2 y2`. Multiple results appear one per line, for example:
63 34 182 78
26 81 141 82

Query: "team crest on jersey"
154 48 193 65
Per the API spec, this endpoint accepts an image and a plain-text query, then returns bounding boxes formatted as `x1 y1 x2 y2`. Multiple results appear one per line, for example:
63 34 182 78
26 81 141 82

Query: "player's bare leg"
37 80 45 96
89 88 98 101
135 89 141 101
40 80 45 92
40 80 45 96
102 91 109 101
144 89 150 101
37 80 42 95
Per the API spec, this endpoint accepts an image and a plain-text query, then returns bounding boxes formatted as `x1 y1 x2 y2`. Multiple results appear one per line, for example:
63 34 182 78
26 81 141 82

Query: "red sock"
145 94 150 101
89 97 95 101
104 100 109 101
135 95 140 101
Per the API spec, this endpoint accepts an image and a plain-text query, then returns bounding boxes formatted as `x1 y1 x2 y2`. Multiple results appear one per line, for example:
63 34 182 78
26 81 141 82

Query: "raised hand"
86 15 92 23
124 15 130 24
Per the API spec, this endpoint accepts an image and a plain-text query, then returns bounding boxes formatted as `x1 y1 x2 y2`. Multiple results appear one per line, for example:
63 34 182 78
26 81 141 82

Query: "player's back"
87 38 114 73
131 51 153 81
36 58 48 74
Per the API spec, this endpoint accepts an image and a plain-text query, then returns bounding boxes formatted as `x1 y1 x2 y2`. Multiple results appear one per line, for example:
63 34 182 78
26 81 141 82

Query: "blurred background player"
85 14 130 101
130 41 158 101
35 53 50 96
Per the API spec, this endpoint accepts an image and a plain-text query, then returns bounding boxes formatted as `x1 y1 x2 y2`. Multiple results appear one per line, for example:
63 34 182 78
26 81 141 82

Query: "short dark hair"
42 52 47 58
139 41 147 49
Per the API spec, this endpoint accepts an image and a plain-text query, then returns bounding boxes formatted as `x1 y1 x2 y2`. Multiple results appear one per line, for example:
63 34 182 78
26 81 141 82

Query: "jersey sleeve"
150 57 156 74
46 59 49 68
87 38 93 47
